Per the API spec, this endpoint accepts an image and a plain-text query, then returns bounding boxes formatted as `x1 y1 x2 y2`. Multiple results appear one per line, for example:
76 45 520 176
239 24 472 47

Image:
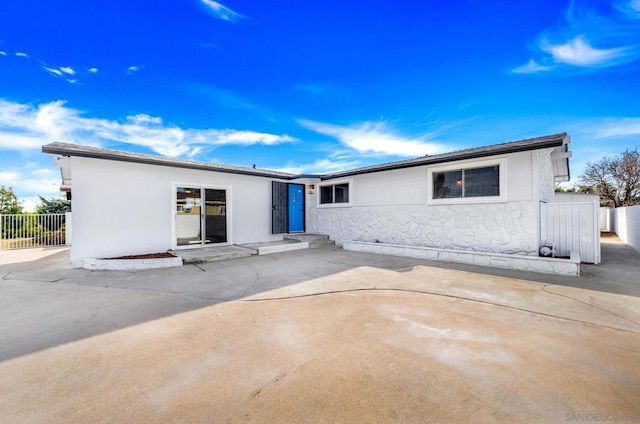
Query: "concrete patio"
0 235 639 422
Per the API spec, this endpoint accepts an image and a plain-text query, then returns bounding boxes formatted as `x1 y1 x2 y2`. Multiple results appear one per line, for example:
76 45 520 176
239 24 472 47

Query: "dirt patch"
104 252 175 260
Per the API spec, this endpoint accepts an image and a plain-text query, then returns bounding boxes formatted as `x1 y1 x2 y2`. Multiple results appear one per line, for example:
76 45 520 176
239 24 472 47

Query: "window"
433 165 500 199
319 182 350 205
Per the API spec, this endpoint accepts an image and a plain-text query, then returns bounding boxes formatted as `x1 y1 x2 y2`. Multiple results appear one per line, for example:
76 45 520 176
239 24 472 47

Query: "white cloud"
31 168 54 177
0 171 20 181
0 170 60 210
21 197 38 213
0 51 6 56
511 59 553 74
299 119 442 157
295 84 328 95
0 133 50 150
212 130 297 145
0 159 71 210
88 67 98 73
616 0 640 18
0 99 298 157
43 67 63 77
199 0 245 22
15 52 29 58
588 117 640 138
273 158 362 175
127 114 162 125
42 65 94 83
516 1 640 73
127 65 143 73
541 36 629 66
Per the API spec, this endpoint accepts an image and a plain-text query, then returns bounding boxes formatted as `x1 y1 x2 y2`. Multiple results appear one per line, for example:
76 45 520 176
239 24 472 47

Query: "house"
42 132 574 270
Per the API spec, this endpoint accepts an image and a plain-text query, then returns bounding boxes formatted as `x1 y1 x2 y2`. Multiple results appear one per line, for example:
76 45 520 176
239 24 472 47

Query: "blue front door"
288 184 304 232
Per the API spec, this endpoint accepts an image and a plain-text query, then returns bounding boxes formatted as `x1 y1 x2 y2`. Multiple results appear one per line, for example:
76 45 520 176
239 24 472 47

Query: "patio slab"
1 279 638 423
0 235 639 422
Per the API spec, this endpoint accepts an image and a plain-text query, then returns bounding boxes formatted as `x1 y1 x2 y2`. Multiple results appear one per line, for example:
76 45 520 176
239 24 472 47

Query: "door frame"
272 181 306 234
172 183 233 249
287 183 305 233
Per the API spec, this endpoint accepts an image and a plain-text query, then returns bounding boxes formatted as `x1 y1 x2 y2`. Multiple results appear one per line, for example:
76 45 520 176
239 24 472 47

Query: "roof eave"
42 143 296 180
320 136 567 181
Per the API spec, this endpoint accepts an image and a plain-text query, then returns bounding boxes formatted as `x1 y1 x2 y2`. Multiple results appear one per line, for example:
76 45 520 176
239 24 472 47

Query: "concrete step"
170 245 256 264
240 239 309 255
284 234 335 248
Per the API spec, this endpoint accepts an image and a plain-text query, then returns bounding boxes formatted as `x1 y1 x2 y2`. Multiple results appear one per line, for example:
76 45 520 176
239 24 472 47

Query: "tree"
35 195 71 214
0 186 23 214
580 148 640 207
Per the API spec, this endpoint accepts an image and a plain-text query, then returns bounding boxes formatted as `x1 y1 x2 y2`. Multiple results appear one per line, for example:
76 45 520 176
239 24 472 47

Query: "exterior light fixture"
307 185 315 194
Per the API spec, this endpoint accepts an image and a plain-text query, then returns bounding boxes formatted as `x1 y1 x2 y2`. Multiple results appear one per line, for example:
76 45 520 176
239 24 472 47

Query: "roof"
42 142 296 179
42 132 570 182
320 132 570 180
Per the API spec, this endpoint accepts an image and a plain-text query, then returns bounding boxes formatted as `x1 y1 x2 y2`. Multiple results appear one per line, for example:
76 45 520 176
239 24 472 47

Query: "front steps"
284 233 336 248
170 245 256 264
171 234 334 264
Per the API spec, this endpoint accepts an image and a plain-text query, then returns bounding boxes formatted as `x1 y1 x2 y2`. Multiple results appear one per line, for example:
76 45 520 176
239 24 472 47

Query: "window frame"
427 158 507 204
317 179 353 208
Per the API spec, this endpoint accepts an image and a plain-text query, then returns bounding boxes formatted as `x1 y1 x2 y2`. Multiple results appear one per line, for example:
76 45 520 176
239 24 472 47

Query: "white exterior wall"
553 192 600 204
536 149 556 203
615 205 640 252
307 151 543 256
70 157 285 267
600 207 611 232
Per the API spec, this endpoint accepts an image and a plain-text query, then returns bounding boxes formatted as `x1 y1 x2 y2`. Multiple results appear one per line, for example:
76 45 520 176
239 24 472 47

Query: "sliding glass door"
204 188 227 244
176 186 227 247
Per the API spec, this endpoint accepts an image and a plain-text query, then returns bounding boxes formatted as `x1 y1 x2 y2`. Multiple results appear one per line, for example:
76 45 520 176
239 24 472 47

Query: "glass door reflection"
176 187 202 246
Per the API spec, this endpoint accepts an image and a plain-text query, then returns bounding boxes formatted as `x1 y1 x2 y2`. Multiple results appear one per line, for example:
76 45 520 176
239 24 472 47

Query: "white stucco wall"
70 157 286 267
614 205 640 252
306 151 543 256
536 149 556 203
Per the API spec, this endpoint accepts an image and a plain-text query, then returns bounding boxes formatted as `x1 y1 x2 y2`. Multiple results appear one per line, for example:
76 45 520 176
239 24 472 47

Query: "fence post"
65 212 72 246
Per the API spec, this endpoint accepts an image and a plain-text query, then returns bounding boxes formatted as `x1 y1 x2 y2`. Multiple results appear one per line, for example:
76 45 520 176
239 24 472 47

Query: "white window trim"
172 182 233 249
317 179 353 208
427 158 507 204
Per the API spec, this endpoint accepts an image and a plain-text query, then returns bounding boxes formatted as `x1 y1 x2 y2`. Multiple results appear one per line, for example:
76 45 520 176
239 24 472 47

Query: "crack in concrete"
541 284 640 327
249 371 289 400
240 265 262 299
242 288 640 335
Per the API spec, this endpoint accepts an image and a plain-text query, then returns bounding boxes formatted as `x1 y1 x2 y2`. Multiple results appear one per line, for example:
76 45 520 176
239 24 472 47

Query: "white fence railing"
0 213 69 250
540 202 600 264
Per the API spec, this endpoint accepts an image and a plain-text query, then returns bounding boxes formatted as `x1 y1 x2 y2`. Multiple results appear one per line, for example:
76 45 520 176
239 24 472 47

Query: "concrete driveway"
0 237 639 423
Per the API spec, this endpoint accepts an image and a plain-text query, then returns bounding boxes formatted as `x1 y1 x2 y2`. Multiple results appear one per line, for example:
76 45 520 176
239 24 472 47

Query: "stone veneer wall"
309 201 539 256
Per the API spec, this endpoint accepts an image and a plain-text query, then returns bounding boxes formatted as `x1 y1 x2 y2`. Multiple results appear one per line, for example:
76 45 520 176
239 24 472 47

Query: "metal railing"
0 213 67 250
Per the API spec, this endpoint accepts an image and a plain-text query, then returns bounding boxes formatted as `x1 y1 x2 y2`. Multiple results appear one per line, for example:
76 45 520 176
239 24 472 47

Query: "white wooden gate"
540 202 600 264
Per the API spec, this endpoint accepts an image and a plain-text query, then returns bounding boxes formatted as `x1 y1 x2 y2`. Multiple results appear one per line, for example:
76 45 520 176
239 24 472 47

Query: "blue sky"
1 0 639 210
